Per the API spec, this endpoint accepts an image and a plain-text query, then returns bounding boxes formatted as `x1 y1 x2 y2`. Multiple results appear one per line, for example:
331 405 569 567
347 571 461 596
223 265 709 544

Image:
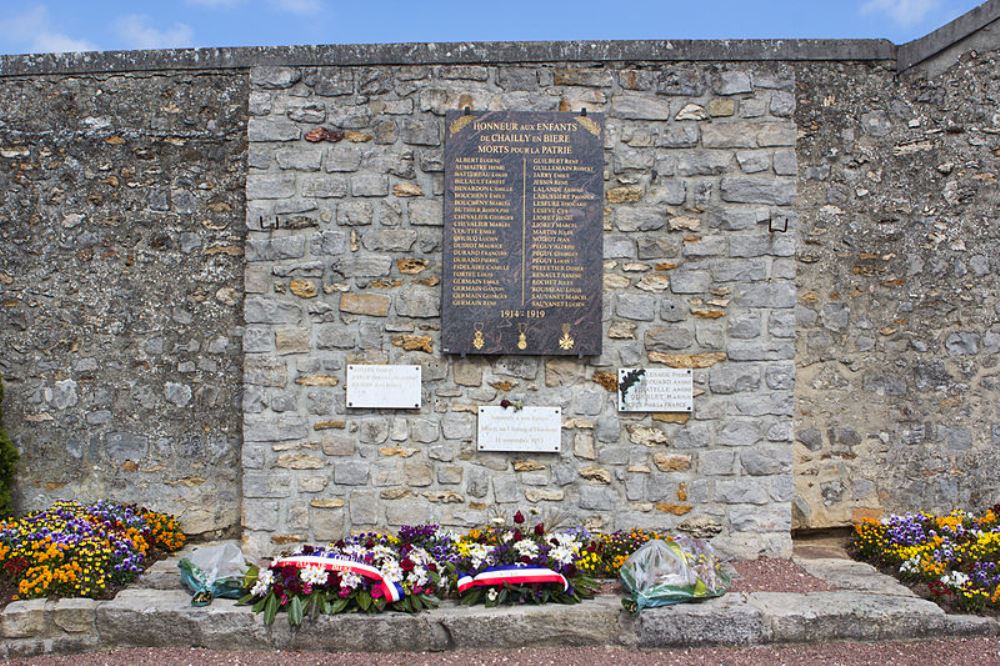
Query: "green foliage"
0 373 20 517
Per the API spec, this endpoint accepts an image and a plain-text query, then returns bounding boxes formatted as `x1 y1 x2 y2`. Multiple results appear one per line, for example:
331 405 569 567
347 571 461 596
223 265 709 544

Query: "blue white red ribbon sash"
273 555 405 603
457 564 569 594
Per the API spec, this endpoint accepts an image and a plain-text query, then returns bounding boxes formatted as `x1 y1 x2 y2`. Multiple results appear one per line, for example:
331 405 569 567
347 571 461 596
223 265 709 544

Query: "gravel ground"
7 640 1000 666
729 557 835 593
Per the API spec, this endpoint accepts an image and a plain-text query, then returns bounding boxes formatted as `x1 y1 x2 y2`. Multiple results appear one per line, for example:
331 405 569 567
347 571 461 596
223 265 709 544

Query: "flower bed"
0 500 186 606
852 506 1000 613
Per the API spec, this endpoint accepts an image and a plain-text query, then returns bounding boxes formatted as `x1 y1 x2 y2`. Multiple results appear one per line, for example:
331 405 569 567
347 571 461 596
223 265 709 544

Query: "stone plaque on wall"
477 406 562 453
442 110 604 356
346 364 422 409
617 368 693 413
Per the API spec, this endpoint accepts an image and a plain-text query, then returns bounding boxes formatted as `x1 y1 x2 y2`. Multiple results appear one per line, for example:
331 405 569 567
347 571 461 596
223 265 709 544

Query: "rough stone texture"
0 71 247 536
244 61 797 558
792 50 999 529
2 20 995 556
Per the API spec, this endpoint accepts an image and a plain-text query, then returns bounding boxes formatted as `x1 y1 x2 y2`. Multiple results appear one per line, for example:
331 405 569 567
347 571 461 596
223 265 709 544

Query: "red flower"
500 399 511 409
401 558 415 572
370 585 384 599
514 511 525 524
428 563 438 572
534 523 545 536
513 529 523 542
520 556 532 564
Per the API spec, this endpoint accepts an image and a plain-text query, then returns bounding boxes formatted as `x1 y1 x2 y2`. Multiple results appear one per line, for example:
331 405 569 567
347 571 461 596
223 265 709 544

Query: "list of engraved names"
443 111 604 356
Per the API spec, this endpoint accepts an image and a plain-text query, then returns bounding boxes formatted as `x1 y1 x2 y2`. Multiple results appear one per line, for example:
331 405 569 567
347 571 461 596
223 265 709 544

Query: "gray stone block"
611 95 672 120
637 595 767 646
616 293 657 321
721 177 795 205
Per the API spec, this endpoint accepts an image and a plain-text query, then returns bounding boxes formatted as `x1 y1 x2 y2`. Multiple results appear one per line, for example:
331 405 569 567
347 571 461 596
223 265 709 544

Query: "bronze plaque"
442 111 604 356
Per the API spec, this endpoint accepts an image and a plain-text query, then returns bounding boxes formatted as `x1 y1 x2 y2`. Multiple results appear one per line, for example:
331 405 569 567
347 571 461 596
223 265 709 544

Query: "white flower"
250 568 275 597
380 559 403 583
513 540 540 559
941 571 969 589
300 565 329 586
899 556 920 575
341 572 362 590
408 547 432 565
408 565 429 587
487 588 498 602
502 531 514 543
469 544 494 569
372 545 395 563
550 544 575 566
342 544 365 560
553 532 581 551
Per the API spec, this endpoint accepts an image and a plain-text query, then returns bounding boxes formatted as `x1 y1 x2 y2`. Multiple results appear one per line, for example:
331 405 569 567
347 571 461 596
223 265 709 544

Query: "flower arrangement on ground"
577 528 665 578
0 500 186 605
853 506 1000 612
240 532 447 626
452 510 598 606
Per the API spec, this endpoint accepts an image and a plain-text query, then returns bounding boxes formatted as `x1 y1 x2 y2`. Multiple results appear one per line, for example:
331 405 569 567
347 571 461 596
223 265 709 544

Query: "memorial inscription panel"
346 364 422 409
442 111 604 356
477 406 562 453
617 368 694 413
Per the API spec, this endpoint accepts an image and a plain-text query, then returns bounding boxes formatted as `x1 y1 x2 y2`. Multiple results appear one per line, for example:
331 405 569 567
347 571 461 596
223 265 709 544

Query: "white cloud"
860 0 940 27
114 15 194 50
270 0 323 15
0 6 97 53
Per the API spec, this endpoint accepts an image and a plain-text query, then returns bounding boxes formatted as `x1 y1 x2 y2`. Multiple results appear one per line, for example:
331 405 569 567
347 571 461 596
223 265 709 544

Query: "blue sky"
0 0 987 56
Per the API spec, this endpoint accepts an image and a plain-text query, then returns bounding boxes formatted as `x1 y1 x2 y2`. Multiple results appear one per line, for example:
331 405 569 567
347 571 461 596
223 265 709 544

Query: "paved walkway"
1 542 996 659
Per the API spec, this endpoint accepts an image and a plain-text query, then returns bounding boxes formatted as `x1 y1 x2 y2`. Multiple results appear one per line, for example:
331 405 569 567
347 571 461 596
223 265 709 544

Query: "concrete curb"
1 556 997 658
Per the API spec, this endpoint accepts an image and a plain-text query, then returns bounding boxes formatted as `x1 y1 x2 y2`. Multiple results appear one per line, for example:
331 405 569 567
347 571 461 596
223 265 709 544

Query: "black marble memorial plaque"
442 110 604 356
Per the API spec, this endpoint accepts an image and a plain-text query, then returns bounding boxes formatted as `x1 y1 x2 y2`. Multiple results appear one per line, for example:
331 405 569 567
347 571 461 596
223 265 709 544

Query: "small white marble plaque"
477 406 562 453
617 367 693 413
346 364 422 409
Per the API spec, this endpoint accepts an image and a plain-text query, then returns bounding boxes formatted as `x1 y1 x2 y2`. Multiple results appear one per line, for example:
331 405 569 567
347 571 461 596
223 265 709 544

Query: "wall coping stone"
898 0 1000 71
0 39 897 78
3 0 996 78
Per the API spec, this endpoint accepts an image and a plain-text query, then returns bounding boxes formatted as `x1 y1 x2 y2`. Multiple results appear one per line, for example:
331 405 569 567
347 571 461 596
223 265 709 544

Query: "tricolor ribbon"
273 555 405 603
457 564 569 594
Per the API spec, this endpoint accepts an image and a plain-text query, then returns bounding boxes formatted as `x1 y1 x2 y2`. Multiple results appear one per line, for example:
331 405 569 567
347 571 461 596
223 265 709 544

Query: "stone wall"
0 72 248 535
243 62 799 558
792 51 999 528
0 11 995 550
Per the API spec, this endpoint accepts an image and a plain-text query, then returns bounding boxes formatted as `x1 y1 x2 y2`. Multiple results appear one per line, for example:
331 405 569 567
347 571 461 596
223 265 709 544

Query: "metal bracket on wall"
769 215 789 233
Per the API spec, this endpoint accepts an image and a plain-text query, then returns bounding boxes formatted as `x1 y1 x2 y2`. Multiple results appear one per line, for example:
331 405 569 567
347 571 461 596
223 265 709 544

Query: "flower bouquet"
453 510 598 607
240 532 446 627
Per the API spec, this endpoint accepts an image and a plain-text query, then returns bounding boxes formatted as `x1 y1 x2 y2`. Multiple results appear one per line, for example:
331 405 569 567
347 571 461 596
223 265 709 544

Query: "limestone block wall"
792 51 1000 528
0 72 248 535
243 61 799 558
